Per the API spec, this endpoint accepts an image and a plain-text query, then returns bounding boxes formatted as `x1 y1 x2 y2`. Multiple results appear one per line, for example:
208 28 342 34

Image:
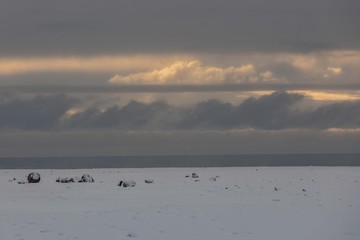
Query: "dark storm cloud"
180 92 304 129
0 0 359 56
1 91 359 130
50 92 360 130
65 100 182 130
0 94 77 130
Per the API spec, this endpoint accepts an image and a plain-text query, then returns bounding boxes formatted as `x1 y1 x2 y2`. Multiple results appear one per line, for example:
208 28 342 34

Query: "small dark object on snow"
119 180 136 187
13 177 16 180
185 175 190 178
126 232 138 238
18 181 26 184
27 172 41 183
274 187 278 191
81 174 94 183
194 179 200 182
191 172 199 178
302 189 306 192
145 179 154 184
209 177 216 182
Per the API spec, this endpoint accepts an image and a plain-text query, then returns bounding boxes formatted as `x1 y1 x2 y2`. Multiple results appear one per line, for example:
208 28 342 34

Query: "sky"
0 0 360 157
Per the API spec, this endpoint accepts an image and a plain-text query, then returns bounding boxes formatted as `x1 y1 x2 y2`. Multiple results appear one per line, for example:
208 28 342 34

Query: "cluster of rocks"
56 174 94 183
15 171 222 187
185 172 219 182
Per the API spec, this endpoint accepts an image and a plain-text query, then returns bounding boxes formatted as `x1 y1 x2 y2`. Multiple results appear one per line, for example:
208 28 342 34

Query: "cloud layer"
109 60 282 84
0 1 359 56
1 92 359 131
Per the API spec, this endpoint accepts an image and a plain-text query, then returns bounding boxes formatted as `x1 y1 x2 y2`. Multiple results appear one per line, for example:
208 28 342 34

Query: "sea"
0 153 359 169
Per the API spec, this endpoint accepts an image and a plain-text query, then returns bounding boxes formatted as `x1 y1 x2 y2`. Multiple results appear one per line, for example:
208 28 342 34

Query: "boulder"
81 174 94 183
56 177 77 183
61 177 72 183
27 172 41 183
119 180 136 187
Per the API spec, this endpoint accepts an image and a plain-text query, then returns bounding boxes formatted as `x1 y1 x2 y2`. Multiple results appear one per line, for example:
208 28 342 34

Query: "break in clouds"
0 91 359 131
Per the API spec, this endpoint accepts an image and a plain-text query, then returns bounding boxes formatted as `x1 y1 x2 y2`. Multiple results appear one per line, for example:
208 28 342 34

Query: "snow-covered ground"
1 167 359 240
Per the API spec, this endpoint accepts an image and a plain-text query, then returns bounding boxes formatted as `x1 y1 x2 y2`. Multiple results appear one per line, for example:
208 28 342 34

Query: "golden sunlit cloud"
0 55 187 75
326 67 342 75
109 60 283 85
290 91 360 101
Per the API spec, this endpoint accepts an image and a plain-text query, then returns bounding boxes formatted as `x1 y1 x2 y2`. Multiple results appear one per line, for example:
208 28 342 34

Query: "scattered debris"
27 172 41 183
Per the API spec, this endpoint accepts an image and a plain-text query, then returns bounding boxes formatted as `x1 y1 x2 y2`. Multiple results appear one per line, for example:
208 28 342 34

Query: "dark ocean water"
0 153 359 169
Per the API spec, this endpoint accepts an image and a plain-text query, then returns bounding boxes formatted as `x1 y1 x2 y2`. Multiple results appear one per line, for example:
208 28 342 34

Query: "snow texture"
0 167 359 240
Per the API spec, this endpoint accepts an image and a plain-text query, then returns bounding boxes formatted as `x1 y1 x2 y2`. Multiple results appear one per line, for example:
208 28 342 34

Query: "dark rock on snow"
27 172 41 183
119 180 136 187
56 174 94 183
191 173 199 178
81 174 94 183
145 179 154 184
56 177 74 183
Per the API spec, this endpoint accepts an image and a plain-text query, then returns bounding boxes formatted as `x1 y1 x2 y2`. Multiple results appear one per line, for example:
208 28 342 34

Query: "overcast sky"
0 1 359 157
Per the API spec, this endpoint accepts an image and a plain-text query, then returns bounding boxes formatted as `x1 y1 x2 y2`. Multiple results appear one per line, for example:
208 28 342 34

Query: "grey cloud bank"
0 0 359 56
1 92 359 131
